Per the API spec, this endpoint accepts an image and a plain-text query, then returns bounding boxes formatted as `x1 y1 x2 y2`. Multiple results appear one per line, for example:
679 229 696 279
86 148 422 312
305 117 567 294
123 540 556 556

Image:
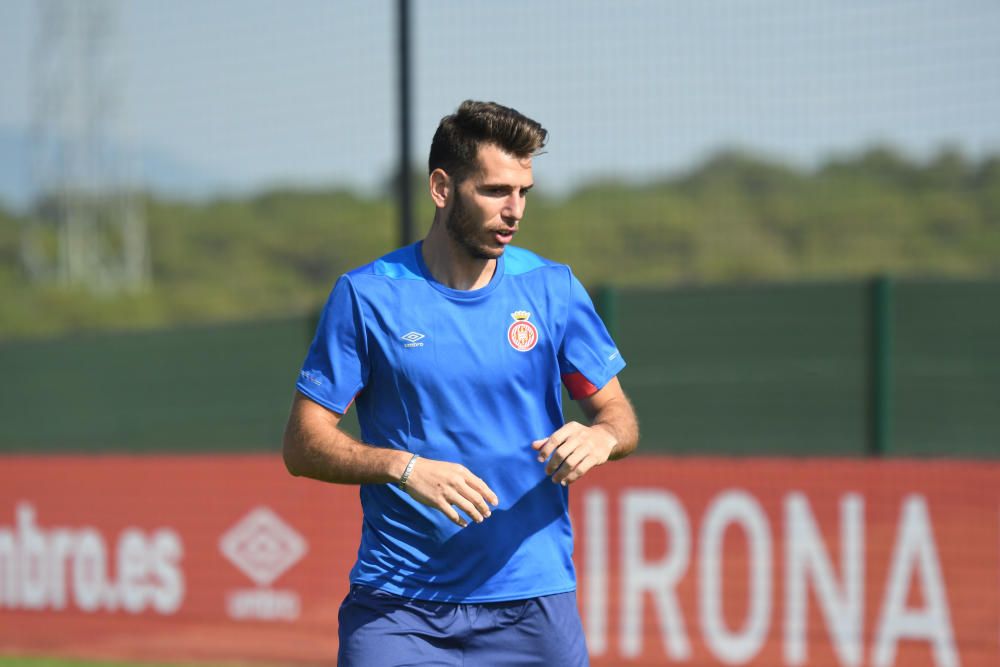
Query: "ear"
429 168 451 209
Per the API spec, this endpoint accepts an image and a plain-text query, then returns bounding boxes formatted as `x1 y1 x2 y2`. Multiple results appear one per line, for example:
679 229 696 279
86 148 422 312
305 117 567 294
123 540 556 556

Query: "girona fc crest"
507 310 538 352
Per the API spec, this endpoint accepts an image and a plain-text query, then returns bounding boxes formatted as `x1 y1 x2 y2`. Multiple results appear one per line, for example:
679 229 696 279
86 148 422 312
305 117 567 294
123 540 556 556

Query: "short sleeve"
558 270 626 400
296 276 369 414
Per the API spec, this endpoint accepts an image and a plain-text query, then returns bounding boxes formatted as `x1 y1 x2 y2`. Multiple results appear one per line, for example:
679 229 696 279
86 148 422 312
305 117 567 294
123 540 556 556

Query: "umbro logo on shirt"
299 370 323 386
401 331 425 348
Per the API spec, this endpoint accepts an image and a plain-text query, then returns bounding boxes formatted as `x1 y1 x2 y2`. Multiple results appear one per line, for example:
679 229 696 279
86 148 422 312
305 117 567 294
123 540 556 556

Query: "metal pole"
396 0 414 247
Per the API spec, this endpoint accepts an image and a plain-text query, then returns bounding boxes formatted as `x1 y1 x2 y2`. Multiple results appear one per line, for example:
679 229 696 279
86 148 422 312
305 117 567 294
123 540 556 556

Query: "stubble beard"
445 190 501 261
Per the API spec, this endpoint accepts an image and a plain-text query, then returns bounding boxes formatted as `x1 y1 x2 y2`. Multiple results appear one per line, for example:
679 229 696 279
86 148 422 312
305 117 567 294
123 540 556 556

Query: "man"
283 100 638 666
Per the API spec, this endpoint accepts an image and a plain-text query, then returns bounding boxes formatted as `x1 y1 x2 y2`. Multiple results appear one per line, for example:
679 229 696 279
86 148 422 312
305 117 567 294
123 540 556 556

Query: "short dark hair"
428 100 547 184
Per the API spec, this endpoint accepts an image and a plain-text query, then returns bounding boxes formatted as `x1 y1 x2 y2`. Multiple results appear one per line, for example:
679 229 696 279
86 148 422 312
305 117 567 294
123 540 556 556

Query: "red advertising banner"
0 454 997 666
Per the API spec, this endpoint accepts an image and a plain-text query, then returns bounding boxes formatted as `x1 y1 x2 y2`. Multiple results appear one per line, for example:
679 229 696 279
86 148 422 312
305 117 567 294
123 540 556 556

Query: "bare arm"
282 391 407 484
283 391 498 527
531 376 639 485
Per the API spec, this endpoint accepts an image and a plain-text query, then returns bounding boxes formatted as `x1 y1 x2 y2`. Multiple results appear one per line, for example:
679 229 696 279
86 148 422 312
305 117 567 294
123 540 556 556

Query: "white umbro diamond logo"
400 331 425 343
219 506 307 587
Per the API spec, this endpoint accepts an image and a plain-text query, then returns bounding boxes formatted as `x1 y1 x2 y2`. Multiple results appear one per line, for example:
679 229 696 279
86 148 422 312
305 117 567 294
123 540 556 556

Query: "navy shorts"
337 585 590 666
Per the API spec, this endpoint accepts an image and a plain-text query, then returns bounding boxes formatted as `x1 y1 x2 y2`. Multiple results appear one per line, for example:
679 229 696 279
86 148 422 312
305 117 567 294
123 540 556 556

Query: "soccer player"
283 100 639 666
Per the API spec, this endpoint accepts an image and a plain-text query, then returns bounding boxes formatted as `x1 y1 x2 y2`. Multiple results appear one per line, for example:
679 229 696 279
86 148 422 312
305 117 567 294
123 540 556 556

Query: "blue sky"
2 0 999 199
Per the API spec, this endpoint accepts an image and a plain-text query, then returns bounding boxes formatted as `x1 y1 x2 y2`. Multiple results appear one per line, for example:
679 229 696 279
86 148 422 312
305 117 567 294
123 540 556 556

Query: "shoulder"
319 245 423 316
342 244 424 287
503 245 570 279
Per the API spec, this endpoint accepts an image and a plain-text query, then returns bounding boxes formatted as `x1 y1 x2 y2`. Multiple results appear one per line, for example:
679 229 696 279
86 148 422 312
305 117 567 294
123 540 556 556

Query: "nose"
503 193 525 224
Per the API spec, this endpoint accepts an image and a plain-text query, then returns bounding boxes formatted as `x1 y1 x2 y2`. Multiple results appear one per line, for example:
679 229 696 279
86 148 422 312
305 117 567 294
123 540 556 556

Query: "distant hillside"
1 146 998 340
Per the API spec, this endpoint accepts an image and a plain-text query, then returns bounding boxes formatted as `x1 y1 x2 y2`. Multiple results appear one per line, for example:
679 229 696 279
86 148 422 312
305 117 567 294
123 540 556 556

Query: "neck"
421 220 496 291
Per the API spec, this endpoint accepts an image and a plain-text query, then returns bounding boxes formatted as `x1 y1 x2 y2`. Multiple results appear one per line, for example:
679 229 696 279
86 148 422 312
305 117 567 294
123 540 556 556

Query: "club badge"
507 310 538 352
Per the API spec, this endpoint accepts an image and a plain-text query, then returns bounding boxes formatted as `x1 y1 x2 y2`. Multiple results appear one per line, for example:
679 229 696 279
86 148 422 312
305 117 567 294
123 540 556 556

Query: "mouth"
493 227 516 245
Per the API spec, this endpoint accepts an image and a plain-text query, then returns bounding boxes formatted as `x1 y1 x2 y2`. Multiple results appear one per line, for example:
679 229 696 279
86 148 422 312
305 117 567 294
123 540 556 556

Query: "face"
444 143 533 260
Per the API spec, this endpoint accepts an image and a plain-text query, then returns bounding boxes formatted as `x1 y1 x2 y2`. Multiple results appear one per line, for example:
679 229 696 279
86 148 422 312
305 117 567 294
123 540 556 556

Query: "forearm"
283 395 497 527
283 416 410 485
589 394 639 461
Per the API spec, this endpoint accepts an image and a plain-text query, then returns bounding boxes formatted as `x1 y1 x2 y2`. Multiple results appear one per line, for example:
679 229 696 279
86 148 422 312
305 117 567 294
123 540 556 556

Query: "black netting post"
396 0 413 247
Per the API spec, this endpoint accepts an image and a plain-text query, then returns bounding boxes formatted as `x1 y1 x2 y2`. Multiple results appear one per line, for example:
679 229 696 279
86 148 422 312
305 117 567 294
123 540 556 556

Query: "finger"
447 490 484 524
455 482 491 521
437 501 468 528
535 438 555 462
552 447 588 484
545 439 577 475
537 432 568 462
465 476 499 510
550 421 582 442
531 437 548 451
536 422 581 462
561 457 597 486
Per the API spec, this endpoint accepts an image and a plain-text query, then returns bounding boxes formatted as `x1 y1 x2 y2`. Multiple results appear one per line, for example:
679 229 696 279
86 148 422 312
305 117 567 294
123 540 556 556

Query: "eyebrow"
480 183 534 192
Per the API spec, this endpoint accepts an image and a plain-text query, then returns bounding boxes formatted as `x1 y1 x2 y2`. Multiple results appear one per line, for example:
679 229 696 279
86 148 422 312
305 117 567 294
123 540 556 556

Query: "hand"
401 458 499 528
532 421 617 486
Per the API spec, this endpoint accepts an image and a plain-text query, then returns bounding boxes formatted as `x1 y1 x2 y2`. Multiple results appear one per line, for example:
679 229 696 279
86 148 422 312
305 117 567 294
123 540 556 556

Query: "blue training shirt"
296 242 626 603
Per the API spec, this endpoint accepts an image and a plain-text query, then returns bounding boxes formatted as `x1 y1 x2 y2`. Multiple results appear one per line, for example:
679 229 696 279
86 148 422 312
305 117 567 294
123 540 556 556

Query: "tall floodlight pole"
396 0 414 246
24 0 149 293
